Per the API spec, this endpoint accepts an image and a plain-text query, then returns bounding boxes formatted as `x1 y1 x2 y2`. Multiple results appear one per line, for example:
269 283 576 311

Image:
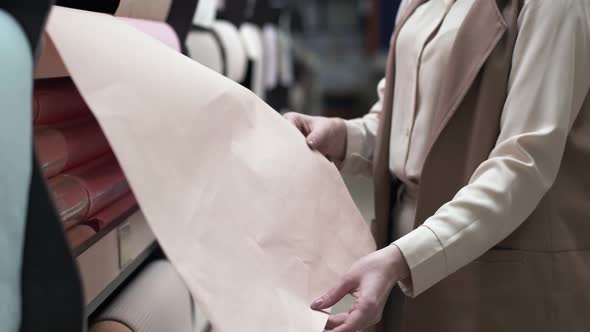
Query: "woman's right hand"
283 113 347 164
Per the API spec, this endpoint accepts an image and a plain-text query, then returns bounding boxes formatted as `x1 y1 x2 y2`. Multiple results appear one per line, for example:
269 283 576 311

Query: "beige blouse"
341 0 590 296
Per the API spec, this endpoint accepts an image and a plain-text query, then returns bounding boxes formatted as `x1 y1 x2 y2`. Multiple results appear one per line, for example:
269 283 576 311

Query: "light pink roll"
118 17 180 52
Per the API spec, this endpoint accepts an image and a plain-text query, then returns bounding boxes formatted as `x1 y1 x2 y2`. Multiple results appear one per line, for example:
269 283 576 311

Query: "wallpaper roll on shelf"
34 120 111 178
68 154 130 217
211 20 248 83
48 154 130 229
96 260 194 332
262 24 279 90
239 23 265 98
87 192 137 230
186 29 225 74
48 175 90 229
119 17 180 51
65 224 96 250
36 16 181 79
33 77 90 125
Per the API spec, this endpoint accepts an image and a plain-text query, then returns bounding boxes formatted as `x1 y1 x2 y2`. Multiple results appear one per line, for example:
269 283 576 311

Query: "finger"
311 277 356 310
325 313 348 330
331 309 368 332
306 119 331 151
283 113 310 135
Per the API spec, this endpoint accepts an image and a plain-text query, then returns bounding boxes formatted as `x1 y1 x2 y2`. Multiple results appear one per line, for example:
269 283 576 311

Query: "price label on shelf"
118 222 132 269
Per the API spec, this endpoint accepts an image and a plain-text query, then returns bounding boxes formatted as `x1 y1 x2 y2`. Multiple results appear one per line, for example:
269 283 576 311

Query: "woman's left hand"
310 245 410 332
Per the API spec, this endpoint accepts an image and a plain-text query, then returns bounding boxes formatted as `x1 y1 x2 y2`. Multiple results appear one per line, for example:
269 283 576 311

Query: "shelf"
75 209 157 316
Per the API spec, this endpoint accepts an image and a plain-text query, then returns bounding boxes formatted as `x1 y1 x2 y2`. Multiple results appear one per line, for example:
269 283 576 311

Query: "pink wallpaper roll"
48 154 130 228
48 175 90 229
88 192 138 230
66 224 96 250
33 77 91 125
68 154 130 216
118 17 180 52
34 120 111 178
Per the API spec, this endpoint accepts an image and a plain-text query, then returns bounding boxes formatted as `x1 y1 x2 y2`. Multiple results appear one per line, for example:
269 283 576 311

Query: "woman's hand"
311 245 411 332
283 113 347 165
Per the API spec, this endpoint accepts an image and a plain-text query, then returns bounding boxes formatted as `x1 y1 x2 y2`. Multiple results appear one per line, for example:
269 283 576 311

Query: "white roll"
239 23 265 98
186 30 224 74
211 20 248 83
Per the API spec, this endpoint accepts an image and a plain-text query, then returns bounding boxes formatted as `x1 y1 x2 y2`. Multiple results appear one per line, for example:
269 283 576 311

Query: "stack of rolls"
33 77 138 251
34 10 184 252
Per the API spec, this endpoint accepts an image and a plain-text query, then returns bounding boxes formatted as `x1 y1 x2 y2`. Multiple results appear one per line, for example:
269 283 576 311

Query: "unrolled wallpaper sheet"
46 6 375 332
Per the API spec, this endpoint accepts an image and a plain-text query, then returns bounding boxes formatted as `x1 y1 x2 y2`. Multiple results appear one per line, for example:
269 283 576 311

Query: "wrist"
333 118 347 163
384 244 411 281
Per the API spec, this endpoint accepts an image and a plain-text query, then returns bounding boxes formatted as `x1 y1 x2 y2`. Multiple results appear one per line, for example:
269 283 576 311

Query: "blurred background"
269 0 402 118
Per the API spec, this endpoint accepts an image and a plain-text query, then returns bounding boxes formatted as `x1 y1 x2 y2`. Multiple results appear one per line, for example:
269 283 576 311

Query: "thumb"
310 276 356 310
306 129 323 150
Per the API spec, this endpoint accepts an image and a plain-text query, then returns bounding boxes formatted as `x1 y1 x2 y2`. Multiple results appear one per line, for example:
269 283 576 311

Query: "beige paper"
46 6 375 332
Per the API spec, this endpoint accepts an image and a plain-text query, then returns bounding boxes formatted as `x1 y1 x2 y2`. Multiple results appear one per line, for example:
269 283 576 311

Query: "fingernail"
307 139 315 146
310 298 323 309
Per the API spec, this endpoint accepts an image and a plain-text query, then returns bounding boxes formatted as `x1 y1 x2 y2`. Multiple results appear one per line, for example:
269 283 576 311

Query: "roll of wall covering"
262 24 278 90
48 154 130 229
96 260 194 332
87 192 138 230
192 0 216 27
33 77 90 124
239 23 264 98
65 224 96 249
36 15 182 78
211 20 248 83
46 174 90 229
119 17 180 51
186 27 225 75
34 120 111 177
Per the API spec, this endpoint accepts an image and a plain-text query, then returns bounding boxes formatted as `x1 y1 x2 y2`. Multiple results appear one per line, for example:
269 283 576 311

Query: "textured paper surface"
46 6 375 332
